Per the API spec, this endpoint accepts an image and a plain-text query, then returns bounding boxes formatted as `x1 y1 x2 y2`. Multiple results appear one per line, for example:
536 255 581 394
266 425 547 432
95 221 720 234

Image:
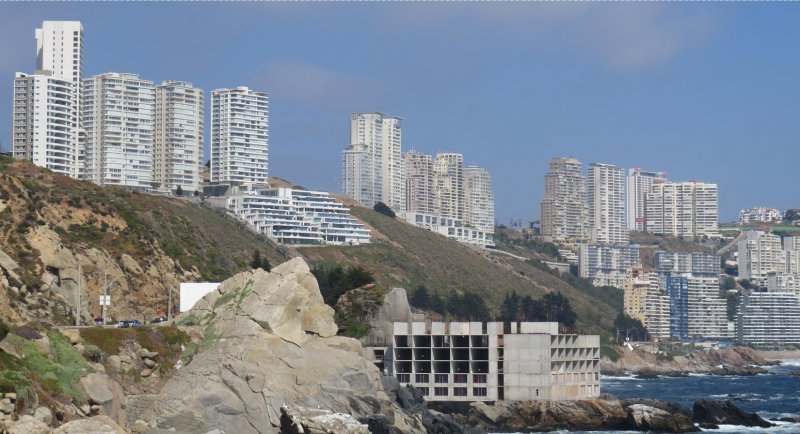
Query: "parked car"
116 319 143 328
94 317 104 326
151 316 168 324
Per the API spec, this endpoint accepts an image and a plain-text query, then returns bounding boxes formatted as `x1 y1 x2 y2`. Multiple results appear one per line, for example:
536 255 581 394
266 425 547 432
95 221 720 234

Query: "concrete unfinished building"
381 321 600 402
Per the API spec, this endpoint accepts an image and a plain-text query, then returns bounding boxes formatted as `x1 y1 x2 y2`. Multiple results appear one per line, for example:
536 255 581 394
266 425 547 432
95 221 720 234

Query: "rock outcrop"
601 345 770 377
692 399 774 429
136 258 425 434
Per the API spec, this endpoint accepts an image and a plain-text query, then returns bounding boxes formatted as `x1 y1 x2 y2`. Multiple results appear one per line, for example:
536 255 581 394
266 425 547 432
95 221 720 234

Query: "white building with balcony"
739 207 782 225
404 213 494 247
540 157 590 244
211 87 269 183
82 72 155 190
12 71 78 177
154 81 204 194
646 181 719 238
627 168 667 232
464 166 495 233
587 163 628 245
228 186 370 245
389 321 600 402
578 244 640 288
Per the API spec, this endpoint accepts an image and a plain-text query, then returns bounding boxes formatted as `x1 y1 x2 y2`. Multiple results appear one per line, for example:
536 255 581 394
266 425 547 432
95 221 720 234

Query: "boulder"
0 249 21 282
137 258 423 434
139 349 158 359
78 373 126 426
468 399 627 432
33 406 52 425
280 405 371 434
2 415 50 434
692 399 774 428
106 355 122 371
59 329 81 345
625 404 697 432
51 415 127 433
380 376 401 401
143 358 156 368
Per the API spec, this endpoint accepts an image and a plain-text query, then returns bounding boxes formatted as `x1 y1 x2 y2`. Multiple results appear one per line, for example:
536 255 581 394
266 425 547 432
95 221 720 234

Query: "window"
396 374 410 383
473 388 487 397
454 374 467 383
418 387 429 397
415 374 429 383
454 387 467 397
434 374 448 383
473 374 487 384
434 387 448 397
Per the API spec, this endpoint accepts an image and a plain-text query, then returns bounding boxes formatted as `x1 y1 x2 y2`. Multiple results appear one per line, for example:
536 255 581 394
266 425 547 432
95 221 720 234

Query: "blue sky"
1 3 798 222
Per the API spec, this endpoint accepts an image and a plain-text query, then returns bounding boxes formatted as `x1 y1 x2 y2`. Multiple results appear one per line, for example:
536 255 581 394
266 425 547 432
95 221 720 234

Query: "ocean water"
507 360 800 434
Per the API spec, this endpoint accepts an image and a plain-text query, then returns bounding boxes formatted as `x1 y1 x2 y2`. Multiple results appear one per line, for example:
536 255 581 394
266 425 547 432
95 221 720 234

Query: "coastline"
756 350 800 362
601 346 772 377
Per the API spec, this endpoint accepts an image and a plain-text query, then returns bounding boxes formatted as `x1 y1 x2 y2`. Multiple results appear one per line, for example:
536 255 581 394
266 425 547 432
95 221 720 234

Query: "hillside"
0 157 286 325
300 207 621 331
630 231 719 267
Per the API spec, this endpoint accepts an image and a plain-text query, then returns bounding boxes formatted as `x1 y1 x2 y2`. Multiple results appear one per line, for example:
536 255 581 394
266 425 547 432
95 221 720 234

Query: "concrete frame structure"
210 87 269 183
82 72 155 190
153 81 204 194
578 244 640 289
228 185 371 245
463 166 495 233
587 163 628 245
12 72 78 177
627 168 667 232
390 321 600 402
540 157 589 243
434 153 465 222
646 181 719 239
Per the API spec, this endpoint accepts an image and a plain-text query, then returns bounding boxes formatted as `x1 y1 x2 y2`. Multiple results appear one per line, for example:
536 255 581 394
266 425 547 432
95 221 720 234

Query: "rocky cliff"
134 258 428 434
602 346 769 376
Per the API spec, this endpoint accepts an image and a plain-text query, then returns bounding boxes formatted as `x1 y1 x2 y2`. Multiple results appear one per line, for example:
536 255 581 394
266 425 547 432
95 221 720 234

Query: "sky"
1 3 798 223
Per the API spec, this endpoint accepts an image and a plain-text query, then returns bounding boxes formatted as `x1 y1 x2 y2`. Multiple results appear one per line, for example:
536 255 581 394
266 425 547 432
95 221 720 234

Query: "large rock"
51 415 127 433
468 399 628 432
139 258 424 434
692 399 774 428
363 288 412 346
2 415 50 434
78 373 126 426
0 249 21 281
280 405 371 434
625 404 697 432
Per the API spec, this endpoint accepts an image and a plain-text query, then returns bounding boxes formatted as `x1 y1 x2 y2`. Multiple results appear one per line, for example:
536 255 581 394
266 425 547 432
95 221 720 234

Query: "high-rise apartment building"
738 231 800 285
434 153 464 221
463 166 495 233
646 182 719 238
210 87 269 183
12 72 78 177
82 73 155 190
623 264 669 339
13 21 83 178
578 244 640 288
626 168 667 232
736 283 800 348
540 157 589 243
587 163 627 245
343 113 404 213
654 252 730 340
739 207 782 225
404 151 436 216
153 81 204 194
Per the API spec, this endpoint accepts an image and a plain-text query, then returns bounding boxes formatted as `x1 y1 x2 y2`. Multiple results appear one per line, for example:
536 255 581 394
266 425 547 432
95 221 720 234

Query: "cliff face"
601 346 768 375
0 157 284 326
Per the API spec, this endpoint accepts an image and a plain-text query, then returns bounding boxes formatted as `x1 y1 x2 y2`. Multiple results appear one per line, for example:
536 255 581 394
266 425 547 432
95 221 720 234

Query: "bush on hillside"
0 318 8 341
613 312 648 341
373 202 396 218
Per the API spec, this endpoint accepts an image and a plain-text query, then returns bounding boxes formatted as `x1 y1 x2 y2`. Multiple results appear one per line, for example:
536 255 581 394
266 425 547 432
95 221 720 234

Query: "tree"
373 202 396 218
0 318 8 341
251 250 271 271
499 292 521 322
614 312 647 341
410 286 431 309
541 292 577 327
721 276 736 291
520 295 545 321
176 185 183 196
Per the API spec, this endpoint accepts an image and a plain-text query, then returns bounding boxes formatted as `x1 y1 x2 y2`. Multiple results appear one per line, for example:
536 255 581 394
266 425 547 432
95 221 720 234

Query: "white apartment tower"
82 73 155 190
540 157 589 243
434 153 465 221
464 166 495 233
210 87 269 183
404 151 436 215
12 21 83 177
646 182 719 238
587 163 628 245
627 168 667 232
738 231 800 285
12 72 78 177
154 81 204 194
344 113 405 213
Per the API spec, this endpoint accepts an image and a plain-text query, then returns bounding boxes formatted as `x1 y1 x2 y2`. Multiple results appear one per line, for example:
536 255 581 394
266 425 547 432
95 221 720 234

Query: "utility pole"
102 270 108 326
167 284 173 321
76 263 82 326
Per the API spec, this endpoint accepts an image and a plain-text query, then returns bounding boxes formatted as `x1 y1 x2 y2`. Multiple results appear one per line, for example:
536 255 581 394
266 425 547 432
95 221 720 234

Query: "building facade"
540 157 589 243
655 252 730 340
587 163 628 245
404 213 494 247
736 284 800 347
739 207 782 225
153 81 204 194
12 72 79 177
36 21 84 87
344 113 405 213
434 153 465 221
228 186 371 245
646 181 719 238
404 151 436 215
463 166 495 233
82 72 155 190
578 244 640 288
626 168 667 232
391 321 600 402
210 87 269 183
623 264 670 338
738 231 800 285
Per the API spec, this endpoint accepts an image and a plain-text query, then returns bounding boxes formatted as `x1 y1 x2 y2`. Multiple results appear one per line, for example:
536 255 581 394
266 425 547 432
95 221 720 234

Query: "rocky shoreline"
601 345 776 378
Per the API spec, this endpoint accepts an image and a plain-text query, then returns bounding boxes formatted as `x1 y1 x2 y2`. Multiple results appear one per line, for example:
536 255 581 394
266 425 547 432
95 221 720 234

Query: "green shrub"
83 344 103 362
0 318 8 341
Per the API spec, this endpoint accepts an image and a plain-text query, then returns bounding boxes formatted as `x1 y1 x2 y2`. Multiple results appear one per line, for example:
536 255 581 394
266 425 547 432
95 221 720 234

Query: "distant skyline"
1 3 798 222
